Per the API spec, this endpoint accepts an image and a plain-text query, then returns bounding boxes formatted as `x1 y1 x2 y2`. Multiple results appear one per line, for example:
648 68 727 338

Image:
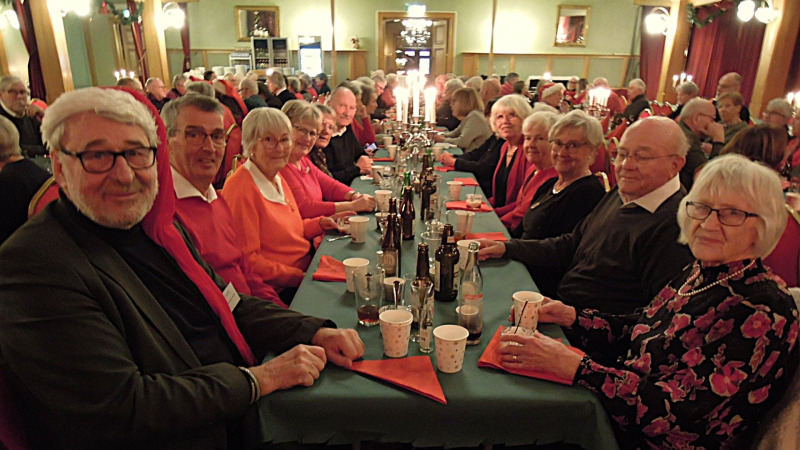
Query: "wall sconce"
644 7 670 36
738 0 778 23
161 2 185 30
0 9 20 29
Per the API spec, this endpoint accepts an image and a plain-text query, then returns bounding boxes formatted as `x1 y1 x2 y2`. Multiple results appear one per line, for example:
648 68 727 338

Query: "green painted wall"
2 7 30 85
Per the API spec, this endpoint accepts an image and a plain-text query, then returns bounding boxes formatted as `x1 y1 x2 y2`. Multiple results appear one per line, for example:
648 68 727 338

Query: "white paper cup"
434 324 469 373
512 291 544 331
349 216 369 243
383 276 406 307
386 144 397 160
382 135 393 147
343 257 370 292
456 239 478 269
447 181 463 201
375 190 392 212
380 309 413 357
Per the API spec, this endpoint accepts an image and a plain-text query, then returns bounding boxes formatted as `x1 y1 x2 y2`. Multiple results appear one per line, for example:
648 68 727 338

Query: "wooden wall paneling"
29 0 73 102
0 30 8 76
142 0 169 83
656 0 690 103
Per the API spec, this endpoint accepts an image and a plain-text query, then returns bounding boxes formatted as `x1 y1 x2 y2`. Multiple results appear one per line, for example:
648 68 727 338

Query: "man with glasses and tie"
678 98 726 190
0 75 46 157
0 87 364 449
480 116 694 315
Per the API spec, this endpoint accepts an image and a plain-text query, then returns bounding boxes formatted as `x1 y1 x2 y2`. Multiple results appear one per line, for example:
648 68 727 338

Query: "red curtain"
127 0 148 82
684 3 765 103
13 0 45 100
639 6 666 101
179 3 191 72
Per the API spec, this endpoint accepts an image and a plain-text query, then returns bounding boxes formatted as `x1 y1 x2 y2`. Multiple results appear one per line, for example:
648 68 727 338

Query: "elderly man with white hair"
480 117 694 315
761 98 794 140
323 86 372 184
622 78 649 122
144 77 169 112
678 98 726 189
0 75 45 157
0 87 364 449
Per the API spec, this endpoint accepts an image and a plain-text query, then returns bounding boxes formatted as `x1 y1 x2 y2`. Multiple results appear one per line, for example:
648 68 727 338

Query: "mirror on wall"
554 5 589 47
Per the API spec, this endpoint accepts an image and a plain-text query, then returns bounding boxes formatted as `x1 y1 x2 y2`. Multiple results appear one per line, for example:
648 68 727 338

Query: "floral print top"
572 259 799 449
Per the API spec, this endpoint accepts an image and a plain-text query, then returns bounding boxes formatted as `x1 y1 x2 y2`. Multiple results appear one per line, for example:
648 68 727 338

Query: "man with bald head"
323 86 372 184
678 98 725 189
591 77 624 117
480 117 693 314
480 78 502 106
145 77 169 112
714 72 750 123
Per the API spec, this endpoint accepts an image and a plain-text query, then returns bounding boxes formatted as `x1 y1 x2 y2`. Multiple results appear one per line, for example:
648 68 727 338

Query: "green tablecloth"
251 161 619 449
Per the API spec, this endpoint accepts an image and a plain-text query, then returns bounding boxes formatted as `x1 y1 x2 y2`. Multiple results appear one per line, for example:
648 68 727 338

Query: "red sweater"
222 163 325 290
500 165 558 231
279 156 352 218
491 141 533 216
351 115 376 147
174 194 287 308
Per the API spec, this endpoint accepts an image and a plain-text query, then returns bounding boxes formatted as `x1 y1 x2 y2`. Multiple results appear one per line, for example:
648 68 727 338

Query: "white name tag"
223 282 241 312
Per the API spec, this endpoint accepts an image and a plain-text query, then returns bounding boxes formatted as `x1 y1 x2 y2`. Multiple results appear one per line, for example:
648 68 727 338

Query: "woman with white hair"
490 95 534 216
498 154 798 449
222 108 350 299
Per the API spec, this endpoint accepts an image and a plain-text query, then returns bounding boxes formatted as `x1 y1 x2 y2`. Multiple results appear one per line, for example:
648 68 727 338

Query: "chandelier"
400 18 432 47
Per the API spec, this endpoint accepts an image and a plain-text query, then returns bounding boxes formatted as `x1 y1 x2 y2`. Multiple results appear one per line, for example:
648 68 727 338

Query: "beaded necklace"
676 260 756 297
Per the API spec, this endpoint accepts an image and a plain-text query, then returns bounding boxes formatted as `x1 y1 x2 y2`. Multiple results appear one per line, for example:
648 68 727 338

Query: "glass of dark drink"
355 272 383 326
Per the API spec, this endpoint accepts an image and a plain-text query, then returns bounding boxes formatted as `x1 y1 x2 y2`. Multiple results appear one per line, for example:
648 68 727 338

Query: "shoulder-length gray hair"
489 94 533 133
241 107 293 158
677 154 786 258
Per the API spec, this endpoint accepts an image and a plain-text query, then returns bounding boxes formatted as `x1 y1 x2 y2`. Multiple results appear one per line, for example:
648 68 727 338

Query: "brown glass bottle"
420 168 435 222
400 185 415 240
382 199 401 277
413 243 434 352
434 224 459 302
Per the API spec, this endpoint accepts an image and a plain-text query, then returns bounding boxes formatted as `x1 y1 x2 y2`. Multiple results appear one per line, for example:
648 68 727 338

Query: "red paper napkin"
372 157 394 162
445 201 492 212
465 232 508 241
312 255 346 282
478 326 584 385
351 356 447 404
434 166 454 172
453 177 479 187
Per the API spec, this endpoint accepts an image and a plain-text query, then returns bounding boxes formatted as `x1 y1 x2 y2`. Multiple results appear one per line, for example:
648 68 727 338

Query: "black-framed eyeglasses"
685 201 759 227
177 127 226 146
59 147 157 173
549 139 587 153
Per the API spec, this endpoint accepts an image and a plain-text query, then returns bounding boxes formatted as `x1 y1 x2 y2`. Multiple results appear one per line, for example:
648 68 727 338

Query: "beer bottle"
420 168 436 222
382 199 401 277
434 224 459 302
458 242 483 345
412 243 434 352
401 185 415 240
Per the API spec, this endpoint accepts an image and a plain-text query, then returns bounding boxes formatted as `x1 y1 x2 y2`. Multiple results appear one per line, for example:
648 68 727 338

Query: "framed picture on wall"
235 6 280 41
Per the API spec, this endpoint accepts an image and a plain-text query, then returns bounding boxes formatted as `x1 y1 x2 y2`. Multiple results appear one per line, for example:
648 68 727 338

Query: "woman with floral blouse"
497 154 799 449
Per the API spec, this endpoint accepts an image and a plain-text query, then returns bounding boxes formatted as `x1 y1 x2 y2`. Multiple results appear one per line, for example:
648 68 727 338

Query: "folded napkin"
478 326 584 385
445 201 493 212
453 177 479 187
351 356 446 404
465 232 508 241
372 157 394 162
312 255 346 282
434 166 454 172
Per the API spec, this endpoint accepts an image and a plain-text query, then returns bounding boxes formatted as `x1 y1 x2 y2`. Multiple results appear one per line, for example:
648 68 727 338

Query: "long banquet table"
249 153 619 450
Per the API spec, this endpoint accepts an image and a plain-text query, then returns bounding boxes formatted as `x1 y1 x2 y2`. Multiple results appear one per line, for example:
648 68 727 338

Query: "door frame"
377 11 455 75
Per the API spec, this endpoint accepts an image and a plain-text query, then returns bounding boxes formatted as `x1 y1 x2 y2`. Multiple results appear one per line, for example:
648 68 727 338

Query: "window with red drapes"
639 6 666 101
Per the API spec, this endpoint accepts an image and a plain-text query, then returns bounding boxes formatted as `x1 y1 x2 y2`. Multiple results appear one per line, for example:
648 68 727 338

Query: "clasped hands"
248 327 365 398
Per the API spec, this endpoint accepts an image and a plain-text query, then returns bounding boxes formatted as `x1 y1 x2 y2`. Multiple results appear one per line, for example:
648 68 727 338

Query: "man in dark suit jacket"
0 87 364 449
268 71 297 107
0 75 45 157
323 86 372 184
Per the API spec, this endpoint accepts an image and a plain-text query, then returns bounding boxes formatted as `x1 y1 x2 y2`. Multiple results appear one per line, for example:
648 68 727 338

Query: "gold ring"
512 355 518 362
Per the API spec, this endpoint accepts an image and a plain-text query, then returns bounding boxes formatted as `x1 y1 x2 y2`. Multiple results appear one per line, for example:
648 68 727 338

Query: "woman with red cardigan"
279 100 375 218
489 95 534 217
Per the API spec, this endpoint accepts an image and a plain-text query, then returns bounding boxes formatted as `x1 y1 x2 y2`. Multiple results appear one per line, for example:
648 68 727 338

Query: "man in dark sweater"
0 116 50 243
145 77 170 112
239 78 267 112
0 75 45 157
479 117 694 315
622 78 650 122
323 87 371 185
677 98 726 190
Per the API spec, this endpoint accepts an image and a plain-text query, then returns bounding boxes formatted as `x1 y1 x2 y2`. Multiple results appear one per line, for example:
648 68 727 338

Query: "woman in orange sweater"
222 108 350 302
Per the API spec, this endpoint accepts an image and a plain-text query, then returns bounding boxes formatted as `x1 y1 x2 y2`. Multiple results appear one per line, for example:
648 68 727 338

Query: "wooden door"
431 19 447 76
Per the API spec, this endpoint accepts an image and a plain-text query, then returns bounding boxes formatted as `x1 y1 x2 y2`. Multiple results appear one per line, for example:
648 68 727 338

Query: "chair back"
651 102 675 117
589 141 608 175
764 205 800 288
594 172 611 193
604 119 628 142
0 369 30 450
605 138 619 188
27 176 59 219
639 108 652 119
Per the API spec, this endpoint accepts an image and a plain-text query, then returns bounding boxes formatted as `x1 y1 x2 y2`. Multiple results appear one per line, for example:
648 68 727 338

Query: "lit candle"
679 72 686 84
686 74 693 83
672 74 679 87
424 87 437 123
543 71 551 81
114 70 120 80
788 92 795 106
